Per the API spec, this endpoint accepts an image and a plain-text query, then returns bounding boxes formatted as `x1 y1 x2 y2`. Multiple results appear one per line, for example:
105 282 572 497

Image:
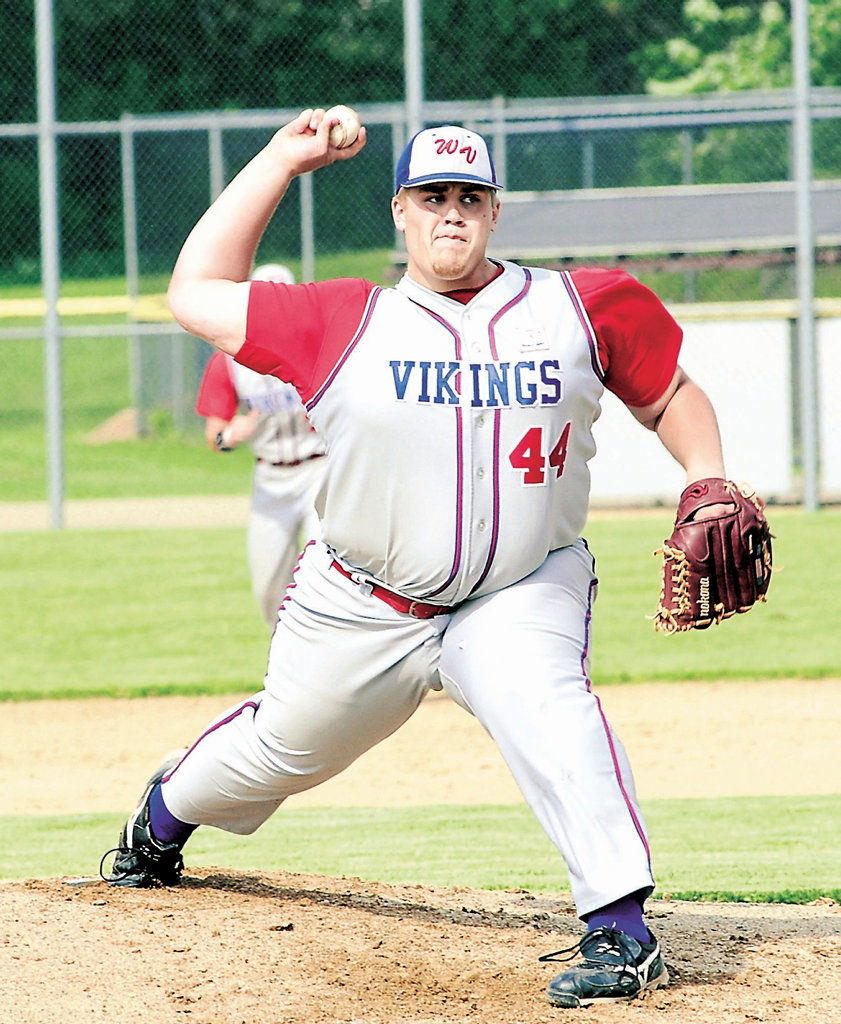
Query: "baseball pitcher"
102 109 771 1009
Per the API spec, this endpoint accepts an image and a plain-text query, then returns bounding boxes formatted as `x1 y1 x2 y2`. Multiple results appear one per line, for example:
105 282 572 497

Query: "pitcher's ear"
391 193 406 232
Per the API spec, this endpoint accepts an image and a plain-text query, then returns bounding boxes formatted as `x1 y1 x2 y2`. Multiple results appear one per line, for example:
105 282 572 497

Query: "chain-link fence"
2 0 841 513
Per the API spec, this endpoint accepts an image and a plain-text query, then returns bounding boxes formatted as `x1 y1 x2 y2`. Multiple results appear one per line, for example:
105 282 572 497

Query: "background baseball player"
195 263 326 627
103 109 768 1009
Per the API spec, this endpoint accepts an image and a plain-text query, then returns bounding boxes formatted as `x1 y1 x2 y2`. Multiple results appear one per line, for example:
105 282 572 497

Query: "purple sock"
583 894 651 944
148 784 197 847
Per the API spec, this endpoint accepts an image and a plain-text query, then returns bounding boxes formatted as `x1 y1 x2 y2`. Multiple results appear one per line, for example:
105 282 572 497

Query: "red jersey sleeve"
237 277 376 404
570 267 682 408
195 350 238 419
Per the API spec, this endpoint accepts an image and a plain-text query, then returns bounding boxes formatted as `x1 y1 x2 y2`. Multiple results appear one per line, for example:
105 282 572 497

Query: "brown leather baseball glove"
651 478 773 634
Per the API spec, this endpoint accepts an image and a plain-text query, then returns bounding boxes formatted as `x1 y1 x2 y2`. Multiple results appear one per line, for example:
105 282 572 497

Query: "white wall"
589 319 793 504
818 318 841 497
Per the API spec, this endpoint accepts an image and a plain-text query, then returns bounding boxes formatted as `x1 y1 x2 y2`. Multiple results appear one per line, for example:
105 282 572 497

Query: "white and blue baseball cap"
394 125 502 193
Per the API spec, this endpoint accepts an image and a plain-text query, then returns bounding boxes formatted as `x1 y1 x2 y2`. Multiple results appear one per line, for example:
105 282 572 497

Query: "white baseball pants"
161 538 655 915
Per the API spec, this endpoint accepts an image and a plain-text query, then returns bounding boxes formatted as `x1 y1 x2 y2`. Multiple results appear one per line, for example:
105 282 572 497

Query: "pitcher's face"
392 182 500 291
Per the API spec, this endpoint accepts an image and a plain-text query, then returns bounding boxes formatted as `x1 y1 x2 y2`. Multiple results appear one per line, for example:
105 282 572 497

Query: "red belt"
258 453 325 469
330 561 457 619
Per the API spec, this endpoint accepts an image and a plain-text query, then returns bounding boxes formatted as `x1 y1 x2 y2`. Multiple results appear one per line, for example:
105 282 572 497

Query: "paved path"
0 495 251 532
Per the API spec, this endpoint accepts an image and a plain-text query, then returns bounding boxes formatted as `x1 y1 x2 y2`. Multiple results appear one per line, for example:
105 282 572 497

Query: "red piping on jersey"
580 562 652 868
470 269 532 596
561 271 605 381
276 539 316 626
408 299 465 599
306 286 383 412
159 755 185 785
176 699 262 770
487 268 532 362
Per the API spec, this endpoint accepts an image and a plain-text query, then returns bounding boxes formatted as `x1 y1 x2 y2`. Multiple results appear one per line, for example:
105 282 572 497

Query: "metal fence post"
491 95 507 187
36 0 63 526
792 0 818 510
404 0 424 138
208 118 225 200
121 113 145 436
301 174 315 283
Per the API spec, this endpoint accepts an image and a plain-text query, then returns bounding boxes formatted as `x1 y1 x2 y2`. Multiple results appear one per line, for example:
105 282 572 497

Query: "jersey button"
478 519 487 531
477 468 485 479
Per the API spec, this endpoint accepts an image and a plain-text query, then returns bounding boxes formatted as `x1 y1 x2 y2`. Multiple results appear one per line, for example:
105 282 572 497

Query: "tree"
642 0 841 93
633 1 841 184
424 0 686 100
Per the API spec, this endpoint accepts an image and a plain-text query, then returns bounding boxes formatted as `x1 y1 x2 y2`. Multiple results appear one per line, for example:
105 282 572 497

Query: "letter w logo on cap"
394 124 503 192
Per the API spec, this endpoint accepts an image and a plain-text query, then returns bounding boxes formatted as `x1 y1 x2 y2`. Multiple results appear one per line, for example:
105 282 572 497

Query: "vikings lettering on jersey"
295 266 604 604
389 359 564 408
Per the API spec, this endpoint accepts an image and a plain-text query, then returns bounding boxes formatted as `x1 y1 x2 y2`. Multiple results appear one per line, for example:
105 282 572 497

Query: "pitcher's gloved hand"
651 478 773 634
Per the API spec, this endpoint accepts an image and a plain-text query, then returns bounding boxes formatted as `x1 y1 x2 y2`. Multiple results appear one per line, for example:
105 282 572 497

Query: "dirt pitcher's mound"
2 868 839 1024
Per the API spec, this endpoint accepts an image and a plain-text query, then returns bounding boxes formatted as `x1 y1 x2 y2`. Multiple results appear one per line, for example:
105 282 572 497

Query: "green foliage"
52 0 407 120
630 122 792 189
637 1 841 183
1 0 691 125
0 1 34 122
813 0 841 85
423 0 686 101
0 0 689 279
644 0 841 94
4 795 840 896
4 1 841 280
644 0 791 93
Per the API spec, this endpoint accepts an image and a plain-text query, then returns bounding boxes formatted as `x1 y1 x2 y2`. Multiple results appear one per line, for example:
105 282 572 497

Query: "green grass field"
4 796 840 902
0 507 837 700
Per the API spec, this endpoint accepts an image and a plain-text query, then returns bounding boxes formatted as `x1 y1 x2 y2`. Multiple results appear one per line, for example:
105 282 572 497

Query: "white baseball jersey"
308 270 600 603
236 261 679 604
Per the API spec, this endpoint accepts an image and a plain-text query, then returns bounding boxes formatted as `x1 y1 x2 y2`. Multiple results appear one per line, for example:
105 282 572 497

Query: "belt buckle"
347 569 373 597
407 600 419 617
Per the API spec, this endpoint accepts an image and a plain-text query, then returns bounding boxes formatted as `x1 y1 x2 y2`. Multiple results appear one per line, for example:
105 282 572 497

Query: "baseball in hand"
325 105 361 149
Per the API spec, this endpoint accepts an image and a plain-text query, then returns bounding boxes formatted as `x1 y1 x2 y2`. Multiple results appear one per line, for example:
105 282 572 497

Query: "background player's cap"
394 125 503 193
251 262 296 284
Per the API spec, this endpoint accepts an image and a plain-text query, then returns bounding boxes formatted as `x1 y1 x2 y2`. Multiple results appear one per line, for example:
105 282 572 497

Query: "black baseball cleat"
100 749 188 888
541 926 669 1008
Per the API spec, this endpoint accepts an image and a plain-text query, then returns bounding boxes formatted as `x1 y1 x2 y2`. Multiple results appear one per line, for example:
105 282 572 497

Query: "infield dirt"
2 680 840 1023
